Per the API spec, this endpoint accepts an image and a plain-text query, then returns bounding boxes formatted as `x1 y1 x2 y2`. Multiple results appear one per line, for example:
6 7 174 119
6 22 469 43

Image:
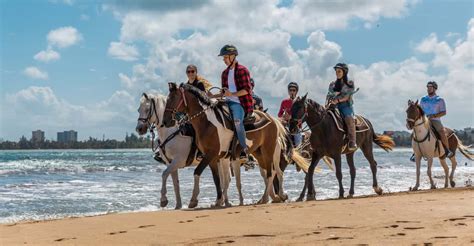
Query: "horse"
405 99 474 190
136 93 243 208
289 94 395 200
162 83 309 208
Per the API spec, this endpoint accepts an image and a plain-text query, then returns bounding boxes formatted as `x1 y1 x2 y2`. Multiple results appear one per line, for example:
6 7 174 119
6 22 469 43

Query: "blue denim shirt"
420 95 446 121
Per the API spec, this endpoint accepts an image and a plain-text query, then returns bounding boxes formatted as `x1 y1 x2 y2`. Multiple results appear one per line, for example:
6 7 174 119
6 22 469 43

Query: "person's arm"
334 80 355 103
197 82 206 92
278 101 285 117
429 99 447 119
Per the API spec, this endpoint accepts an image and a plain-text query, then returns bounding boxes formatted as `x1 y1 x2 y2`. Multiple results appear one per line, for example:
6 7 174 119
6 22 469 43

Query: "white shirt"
227 68 240 103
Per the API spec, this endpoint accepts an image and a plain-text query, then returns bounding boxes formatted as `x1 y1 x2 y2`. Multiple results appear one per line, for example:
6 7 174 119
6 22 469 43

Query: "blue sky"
1 0 473 141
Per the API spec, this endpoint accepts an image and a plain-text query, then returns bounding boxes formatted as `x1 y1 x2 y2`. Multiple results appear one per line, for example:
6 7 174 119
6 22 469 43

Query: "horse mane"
181 83 212 106
306 98 325 115
416 104 425 117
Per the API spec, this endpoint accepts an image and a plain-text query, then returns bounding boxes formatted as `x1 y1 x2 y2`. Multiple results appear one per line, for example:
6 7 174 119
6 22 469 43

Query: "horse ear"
142 93 148 100
408 99 412 106
302 93 308 102
415 99 419 105
168 82 177 91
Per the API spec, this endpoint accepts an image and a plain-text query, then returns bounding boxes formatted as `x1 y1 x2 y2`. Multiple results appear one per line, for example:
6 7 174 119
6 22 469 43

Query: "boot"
345 116 357 151
153 152 165 164
439 129 454 158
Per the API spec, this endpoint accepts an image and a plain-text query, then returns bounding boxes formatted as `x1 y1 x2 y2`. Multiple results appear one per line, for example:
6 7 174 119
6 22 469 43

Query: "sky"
0 0 473 141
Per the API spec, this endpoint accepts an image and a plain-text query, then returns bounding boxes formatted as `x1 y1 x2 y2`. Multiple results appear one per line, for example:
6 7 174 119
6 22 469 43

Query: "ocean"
1 148 472 224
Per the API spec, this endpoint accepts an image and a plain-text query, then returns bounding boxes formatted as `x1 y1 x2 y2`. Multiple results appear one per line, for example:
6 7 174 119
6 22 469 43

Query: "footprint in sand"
463 215 474 218
217 240 236 244
432 236 457 239
396 220 421 223
404 227 424 230
138 225 155 229
196 215 210 218
242 234 275 238
109 231 127 235
385 225 399 228
54 237 76 242
445 218 466 222
326 236 354 240
325 226 353 229
456 222 467 226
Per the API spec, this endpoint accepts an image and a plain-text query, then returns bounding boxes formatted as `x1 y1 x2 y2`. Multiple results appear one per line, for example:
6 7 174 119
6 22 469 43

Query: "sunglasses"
186 70 196 74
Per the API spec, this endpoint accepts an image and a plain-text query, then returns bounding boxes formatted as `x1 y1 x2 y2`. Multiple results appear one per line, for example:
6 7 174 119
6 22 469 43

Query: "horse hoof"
347 194 354 199
280 193 289 202
257 199 268 205
188 200 198 209
174 204 182 210
160 199 169 208
450 180 456 188
374 187 383 195
296 197 304 202
430 185 437 190
306 195 316 201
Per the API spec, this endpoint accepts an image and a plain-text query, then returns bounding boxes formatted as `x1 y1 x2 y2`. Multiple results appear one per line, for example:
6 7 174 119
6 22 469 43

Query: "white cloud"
2 86 137 140
47 26 83 48
33 49 60 62
23 67 49 80
108 42 140 61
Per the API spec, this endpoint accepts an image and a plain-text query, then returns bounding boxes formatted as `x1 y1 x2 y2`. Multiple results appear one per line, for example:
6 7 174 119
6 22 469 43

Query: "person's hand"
223 88 233 97
330 99 339 105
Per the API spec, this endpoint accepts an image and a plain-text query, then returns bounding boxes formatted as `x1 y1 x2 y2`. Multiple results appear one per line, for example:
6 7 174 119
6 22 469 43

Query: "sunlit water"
1 148 472 223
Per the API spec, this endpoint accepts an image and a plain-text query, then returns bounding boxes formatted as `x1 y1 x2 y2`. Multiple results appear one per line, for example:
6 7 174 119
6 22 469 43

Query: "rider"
185 64 212 92
217 44 254 161
420 81 454 158
327 63 357 152
278 82 302 146
250 78 264 111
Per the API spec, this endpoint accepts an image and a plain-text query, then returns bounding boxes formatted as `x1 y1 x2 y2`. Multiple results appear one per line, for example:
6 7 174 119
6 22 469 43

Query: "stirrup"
154 153 165 164
410 153 416 162
445 149 454 158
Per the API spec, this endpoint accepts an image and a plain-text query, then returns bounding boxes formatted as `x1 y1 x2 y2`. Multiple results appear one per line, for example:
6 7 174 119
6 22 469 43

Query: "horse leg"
361 143 383 195
219 158 232 207
273 143 287 202
209 159 223 208
306 152 321 201
427 158 436 189
346 152 356 198
170 170 182 209
160 159 180 208
334 155 345 199
449 156 457 187
257 165 269 204
412 154 422 191
231 160 244 206
189 157 210 208
296 174 308 202
439 158 449 188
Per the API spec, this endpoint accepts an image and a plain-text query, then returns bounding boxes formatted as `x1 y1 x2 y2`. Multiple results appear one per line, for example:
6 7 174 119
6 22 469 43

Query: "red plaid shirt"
221 62 254 115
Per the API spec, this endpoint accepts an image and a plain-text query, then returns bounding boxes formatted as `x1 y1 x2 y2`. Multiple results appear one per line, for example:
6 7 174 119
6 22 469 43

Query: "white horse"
406 100 473 190
136 93 245 208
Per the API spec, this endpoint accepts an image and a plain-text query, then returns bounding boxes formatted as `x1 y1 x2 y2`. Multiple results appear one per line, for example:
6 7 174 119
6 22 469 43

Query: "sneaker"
410 153 416 162
445 149 454 158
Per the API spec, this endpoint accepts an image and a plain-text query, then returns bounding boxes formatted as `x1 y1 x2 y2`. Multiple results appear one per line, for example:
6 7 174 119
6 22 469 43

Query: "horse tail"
454 134 474 160
366 118 395 152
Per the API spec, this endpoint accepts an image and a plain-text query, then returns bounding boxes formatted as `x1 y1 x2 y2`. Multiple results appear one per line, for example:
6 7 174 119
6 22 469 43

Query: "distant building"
383 130 411 138
57 130 78 143
31 130 45 142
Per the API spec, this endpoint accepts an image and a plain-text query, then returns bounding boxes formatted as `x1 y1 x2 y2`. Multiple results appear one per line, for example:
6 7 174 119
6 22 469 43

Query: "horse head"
289 93 308 134
405 99 423 130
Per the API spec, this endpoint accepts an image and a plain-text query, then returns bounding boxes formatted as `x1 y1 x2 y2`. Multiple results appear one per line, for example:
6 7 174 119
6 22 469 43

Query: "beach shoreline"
2 187 473 245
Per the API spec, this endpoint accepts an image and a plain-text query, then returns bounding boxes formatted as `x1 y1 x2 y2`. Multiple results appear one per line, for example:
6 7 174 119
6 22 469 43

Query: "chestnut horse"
162 83 308 208
289 94 395 200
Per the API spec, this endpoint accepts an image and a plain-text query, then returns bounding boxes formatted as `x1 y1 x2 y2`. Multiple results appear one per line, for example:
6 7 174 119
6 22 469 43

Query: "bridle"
164 86 211 124
406 105 426 130
138 97 159 127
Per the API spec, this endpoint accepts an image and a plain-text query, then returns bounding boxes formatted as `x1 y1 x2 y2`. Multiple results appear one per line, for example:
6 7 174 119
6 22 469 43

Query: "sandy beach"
1 187 473 245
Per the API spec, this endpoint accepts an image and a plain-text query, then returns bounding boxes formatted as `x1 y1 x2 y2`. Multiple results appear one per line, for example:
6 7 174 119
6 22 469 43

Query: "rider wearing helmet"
420 81 454 158
327 63 357 151
278 82 302 146
217 44 254 161
250 78 264 110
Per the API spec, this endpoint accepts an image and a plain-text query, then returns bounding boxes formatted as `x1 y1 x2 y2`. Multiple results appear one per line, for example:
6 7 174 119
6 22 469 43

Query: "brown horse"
406 100 474 190
162 83 308 208
289 94 395 200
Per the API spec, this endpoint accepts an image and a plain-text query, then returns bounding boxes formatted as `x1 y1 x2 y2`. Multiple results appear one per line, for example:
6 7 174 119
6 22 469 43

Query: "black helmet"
250 78 255 88
427 81 438 90
333 63 349 74
218 44 238 56
288 82 299 91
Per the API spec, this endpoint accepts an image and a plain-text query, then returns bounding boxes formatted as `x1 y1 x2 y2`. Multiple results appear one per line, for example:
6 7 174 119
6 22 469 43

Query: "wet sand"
1 187 473 245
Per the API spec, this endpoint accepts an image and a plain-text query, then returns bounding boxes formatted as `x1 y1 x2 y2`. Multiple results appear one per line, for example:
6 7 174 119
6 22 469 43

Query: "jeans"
227 100 247 150
337 102 354 118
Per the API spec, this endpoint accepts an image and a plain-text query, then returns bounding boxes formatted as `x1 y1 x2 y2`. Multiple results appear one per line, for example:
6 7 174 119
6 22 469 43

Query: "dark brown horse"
162 83 308 208
289 94 395 200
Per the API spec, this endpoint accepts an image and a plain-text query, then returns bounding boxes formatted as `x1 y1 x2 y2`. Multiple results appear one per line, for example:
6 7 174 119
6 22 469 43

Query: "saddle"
327 109 370 133
429 123 454 140
212 100 272 160
179 123 200 167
